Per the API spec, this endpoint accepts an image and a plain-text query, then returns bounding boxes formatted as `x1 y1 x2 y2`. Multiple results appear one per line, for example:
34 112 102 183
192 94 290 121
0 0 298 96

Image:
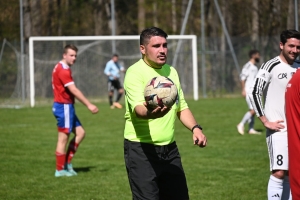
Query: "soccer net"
25 35 197 107
0 39 26 108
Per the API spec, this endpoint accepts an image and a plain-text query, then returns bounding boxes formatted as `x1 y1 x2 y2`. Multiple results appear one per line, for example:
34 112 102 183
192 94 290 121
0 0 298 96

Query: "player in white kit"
249 30 300 200
237 50 261 135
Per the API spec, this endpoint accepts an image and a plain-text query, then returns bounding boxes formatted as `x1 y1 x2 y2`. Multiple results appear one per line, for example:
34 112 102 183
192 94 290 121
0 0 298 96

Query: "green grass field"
0 97 269 200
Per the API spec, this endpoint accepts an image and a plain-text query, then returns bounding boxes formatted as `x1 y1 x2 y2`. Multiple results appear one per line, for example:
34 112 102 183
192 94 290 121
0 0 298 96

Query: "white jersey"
240 61 258 92
248 56 296 134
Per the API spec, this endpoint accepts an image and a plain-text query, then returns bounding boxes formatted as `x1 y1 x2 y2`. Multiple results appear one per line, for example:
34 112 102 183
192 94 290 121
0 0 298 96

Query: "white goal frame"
29 35 198 107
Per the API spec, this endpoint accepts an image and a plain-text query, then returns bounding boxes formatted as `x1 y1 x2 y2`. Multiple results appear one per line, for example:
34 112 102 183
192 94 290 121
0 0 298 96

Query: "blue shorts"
52 102 81 134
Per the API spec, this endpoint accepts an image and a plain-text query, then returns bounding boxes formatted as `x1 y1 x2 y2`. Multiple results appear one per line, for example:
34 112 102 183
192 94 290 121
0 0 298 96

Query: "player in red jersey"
52 44 98 177
286 68 300 199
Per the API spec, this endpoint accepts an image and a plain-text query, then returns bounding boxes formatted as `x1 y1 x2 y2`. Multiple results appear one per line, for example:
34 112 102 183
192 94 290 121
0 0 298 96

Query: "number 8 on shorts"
266 133 288 171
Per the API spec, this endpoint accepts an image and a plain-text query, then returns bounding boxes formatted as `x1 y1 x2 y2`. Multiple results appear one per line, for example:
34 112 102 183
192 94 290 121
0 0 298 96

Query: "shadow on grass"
73 166 96 173
73 166 110 173
255 128 264 132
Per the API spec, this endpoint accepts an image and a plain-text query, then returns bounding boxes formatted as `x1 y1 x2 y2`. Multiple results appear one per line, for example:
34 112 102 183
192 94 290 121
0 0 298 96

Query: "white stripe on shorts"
64 104 70 129
267 135 274 169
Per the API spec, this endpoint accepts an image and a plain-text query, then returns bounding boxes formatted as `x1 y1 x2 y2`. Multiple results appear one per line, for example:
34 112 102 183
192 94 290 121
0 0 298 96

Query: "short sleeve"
240 67 249 81
124 69 145 112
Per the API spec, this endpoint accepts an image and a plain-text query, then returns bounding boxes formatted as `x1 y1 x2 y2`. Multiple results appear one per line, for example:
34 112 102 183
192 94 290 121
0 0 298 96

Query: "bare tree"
152 1 158 27
93 0 109 35
138 0 145 33
287 0 295 29
172 0 177 33
251 0 259 48
23 0 31 42
30 0 42 36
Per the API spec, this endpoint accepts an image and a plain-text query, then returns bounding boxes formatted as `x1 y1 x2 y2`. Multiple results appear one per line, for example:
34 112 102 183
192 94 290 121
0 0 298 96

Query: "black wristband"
191 124 203 132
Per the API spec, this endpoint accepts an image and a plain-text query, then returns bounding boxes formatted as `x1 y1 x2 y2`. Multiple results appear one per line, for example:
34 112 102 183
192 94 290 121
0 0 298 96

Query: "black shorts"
124 139 189 200
108 79 122 92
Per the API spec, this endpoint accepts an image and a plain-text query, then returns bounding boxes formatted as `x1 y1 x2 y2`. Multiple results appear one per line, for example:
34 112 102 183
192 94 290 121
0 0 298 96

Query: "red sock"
66 141 79 164
56 152 66 171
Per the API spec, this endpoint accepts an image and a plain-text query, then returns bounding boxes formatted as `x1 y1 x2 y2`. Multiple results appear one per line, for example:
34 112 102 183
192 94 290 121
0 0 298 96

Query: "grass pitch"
0 97 268 200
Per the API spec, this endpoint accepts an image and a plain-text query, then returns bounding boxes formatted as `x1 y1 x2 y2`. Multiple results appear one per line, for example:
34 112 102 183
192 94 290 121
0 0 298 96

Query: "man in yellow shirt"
123 27 207 200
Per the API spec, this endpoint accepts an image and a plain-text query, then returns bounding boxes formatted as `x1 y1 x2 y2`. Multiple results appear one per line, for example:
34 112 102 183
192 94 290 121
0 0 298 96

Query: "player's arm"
121 66 126 73
258 115 284 131
240 67 247 97
104 63 111 77
248 69 284 130
240 80 246 97
177 108 207 148
67 84 98 114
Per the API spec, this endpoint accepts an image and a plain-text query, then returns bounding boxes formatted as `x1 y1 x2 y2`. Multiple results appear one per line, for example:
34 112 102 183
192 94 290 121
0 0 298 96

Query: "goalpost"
29 35 198 107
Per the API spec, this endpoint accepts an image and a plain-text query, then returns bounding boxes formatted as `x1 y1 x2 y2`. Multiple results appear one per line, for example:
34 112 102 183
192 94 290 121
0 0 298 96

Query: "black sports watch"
191 124 203 132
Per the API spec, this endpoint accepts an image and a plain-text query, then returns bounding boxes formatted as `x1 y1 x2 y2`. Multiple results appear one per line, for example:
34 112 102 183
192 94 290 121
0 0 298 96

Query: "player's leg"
55 132 72 177
108 81 114 108
124 139 162 200
237 96 253 135
282 172 291 200
112 80 123 109
52 103 73 177
65 114 84 175
157 142 189 200
266 133 290 199
116 79 124 101
248 109 261 134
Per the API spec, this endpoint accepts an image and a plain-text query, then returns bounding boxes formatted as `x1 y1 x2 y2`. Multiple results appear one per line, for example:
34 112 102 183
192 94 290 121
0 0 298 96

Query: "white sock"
240 111 252 125
268 175 283 200
282 176 291 200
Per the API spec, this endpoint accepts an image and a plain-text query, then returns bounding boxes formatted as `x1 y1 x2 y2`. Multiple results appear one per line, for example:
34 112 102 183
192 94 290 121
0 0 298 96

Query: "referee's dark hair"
249 49 259 58
140 27 168 45
280 30 300 45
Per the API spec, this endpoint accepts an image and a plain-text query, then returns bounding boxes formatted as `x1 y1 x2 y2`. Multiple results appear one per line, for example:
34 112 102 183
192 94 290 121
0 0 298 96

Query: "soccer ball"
144 76 178 109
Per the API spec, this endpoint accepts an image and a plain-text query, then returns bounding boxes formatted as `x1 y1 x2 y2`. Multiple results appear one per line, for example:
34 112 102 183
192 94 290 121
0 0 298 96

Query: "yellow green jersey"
124 59 188 145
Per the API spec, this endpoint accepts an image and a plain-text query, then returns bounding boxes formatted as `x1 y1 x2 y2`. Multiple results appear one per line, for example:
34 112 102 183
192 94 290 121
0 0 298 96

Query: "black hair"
140 27 168 45
280 30 300 45
248 49 259 58
112 54 119 57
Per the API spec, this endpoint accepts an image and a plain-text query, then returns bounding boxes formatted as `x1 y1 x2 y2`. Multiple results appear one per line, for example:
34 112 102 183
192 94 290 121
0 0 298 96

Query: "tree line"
0 0 298 47
0 0 298 99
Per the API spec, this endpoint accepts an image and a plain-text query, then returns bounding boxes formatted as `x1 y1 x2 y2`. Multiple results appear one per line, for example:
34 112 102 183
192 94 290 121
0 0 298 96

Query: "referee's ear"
140 45 145 55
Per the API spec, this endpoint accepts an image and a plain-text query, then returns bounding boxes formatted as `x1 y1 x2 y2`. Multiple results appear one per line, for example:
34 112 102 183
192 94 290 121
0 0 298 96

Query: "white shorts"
266 131 288 171
245 95 253 110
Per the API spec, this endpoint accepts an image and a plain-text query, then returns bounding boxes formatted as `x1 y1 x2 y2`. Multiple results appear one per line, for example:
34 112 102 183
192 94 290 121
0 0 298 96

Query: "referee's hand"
193 130 207 148
143 102 170 119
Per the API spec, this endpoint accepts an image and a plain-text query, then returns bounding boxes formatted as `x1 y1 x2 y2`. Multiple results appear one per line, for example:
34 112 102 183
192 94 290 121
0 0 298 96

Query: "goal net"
24 35 197 107
0 39 26 108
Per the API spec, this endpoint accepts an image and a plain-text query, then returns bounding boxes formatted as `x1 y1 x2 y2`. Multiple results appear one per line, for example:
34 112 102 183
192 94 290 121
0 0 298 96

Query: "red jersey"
285 69 300 200
52 61 75 104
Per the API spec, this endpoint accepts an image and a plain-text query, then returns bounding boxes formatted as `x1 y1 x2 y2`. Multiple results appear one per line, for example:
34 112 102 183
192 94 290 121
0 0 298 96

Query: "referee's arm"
177 108 207 147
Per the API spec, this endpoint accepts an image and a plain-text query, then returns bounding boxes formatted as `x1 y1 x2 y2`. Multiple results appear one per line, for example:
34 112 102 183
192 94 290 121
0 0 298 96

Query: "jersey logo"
278 73 287 79
260 73 266 78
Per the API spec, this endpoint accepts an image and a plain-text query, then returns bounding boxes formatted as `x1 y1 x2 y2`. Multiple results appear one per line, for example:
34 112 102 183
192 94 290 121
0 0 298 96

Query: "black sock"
116 92 123 102
109 96 113 106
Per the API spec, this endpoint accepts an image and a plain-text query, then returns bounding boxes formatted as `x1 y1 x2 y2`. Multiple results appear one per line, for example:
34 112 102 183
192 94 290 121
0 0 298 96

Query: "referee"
123 27 207 200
